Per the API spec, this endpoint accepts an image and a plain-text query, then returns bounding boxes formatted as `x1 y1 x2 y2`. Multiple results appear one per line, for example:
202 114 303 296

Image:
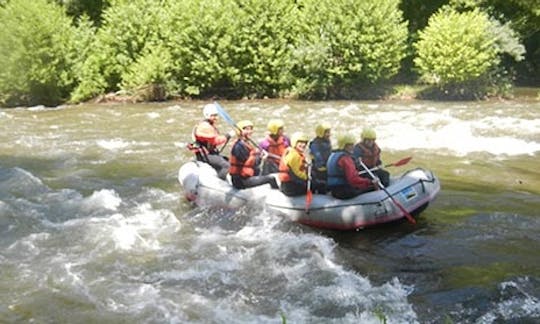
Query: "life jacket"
355 142 381 168
326 151 348 187
229 139 258 177
278 147 307 184
192 120 227 155
265 135 288 163
309 137 332 169
187 142 210 163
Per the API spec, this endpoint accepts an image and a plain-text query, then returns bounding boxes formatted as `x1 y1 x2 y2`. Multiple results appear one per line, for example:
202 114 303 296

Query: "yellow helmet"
315 123 331 138
361 128 376 140
236 120 254 135
291 132 309 147
337 134 356 150
267 119 284 135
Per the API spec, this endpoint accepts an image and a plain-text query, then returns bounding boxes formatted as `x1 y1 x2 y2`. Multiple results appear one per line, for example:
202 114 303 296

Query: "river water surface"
1 100 539 323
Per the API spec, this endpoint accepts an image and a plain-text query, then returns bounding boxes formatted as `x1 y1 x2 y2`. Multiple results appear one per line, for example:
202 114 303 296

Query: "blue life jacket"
309 137 332 169
326 151 348 187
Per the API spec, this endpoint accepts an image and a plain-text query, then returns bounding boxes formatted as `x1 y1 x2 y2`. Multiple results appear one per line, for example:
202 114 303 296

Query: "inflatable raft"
178 161 440 230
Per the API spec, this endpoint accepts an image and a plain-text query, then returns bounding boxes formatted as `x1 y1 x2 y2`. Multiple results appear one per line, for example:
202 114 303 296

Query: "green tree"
450 0 539 85
55 0 111 26
398 0 449 82
0 0 79 106
414 7 524 99
293 0 408 99
223 0 300 98
163 0 299 99
163 0 243 98
71 0 171 102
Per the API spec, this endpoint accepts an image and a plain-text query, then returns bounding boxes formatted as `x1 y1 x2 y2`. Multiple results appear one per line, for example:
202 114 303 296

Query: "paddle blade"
396 199 416 224
213 101 235 127
305 190 313 212
391 156 412 167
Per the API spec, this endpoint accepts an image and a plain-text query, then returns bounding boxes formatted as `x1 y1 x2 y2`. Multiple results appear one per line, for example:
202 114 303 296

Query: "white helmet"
203 103 218 119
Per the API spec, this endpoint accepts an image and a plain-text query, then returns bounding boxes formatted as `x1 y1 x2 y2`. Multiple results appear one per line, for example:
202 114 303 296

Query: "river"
1 99 539 323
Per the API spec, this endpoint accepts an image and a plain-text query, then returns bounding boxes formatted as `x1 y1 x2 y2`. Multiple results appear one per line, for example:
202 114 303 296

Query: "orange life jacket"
229 139 257 178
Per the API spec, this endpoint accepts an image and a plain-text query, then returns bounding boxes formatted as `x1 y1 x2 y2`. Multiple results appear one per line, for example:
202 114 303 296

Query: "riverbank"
88 85 540 105
388 85 540 101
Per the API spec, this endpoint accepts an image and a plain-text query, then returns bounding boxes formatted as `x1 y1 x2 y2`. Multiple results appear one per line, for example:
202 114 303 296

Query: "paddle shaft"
214 102 280 159
359 160 416 224
305 146 313 213
358 156 412 175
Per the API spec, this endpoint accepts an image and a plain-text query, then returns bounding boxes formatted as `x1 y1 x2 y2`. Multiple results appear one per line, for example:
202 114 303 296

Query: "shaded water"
1 100 539 323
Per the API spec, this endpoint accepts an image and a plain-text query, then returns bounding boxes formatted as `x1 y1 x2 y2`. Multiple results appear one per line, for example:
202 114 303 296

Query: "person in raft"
353 127 390 187
191 103 235 180
278 132 310 197
259 119 290 175
229 120 278 190
327 134 379 199
309 122 332 192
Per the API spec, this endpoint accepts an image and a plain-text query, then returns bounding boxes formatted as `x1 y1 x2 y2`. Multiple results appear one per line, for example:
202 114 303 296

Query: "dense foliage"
414 8 524 99
0 0 536 106
293 0 408 99
71 0 169 102
0 0 80 106
165 0 300 99
401 0 538 86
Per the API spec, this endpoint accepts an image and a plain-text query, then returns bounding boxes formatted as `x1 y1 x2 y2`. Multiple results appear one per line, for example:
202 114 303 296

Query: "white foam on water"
146 112 160 119
164 210 419 323
27 105 46 111
476 277 540 322
81 189 122 211
320 105 540 157
0 111 12 119
110 203 181 251
96 138 130 151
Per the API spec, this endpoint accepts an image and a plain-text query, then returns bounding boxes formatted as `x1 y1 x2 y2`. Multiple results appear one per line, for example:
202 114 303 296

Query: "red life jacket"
357 142 381 168
192 120 227 154
229 139 257 178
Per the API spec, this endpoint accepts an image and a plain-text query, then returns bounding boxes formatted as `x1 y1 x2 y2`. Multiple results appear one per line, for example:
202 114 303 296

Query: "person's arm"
283 136 290 148
259 137 270 151
339 156 372 189
196 122 228 146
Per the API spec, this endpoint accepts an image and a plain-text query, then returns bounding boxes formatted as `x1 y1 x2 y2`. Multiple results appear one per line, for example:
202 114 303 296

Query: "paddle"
386 156 412 167
305 145 313 213
358 156 412 175
218 135 231 154
359 160 416 224
213 101 281 160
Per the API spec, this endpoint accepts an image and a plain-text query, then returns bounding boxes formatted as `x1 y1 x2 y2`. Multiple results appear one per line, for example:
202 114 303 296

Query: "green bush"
164 0 299 99
163 0 240 98
120 44 173 101
54 0 111 26
414 7 524 99
0 0 78 107
292 0 408 99
71 0 170 102
224 0 299 98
